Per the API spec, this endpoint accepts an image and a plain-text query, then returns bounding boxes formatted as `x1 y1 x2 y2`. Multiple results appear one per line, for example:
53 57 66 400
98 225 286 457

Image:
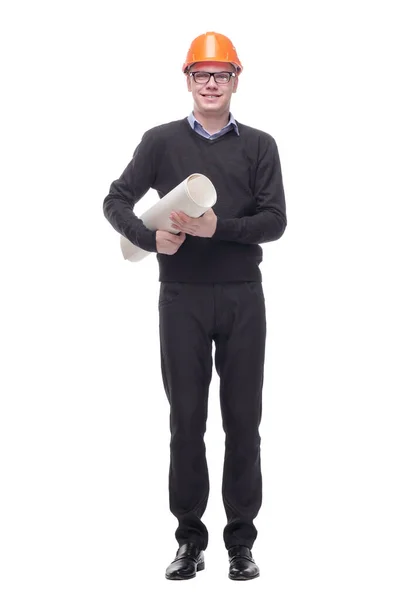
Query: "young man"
103 31 287 580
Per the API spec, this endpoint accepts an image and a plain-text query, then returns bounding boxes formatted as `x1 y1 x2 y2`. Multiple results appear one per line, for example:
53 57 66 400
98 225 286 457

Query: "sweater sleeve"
103 130 158 252
213 136 287 244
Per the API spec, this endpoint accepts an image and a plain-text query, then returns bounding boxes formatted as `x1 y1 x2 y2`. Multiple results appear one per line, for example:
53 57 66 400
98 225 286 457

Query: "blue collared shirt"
187 111 240 139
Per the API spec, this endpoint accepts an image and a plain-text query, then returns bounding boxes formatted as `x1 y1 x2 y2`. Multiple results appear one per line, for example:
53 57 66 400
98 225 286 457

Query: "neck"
192 109 231 135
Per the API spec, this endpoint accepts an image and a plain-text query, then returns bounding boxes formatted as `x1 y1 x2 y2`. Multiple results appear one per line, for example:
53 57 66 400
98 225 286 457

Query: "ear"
186 74 192 92
232 74 239 93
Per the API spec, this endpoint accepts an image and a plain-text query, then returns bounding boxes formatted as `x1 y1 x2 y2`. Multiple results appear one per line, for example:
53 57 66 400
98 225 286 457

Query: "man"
103 31 287 580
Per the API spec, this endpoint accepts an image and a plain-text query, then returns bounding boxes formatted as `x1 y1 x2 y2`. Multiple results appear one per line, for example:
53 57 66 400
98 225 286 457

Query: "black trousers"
158 281 266 551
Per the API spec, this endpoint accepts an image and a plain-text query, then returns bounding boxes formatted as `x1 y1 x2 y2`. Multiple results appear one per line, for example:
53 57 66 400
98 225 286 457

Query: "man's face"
186 61 239 115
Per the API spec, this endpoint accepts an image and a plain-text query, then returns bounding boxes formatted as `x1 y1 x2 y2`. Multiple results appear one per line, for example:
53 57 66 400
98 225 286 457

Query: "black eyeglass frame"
188 71 237 84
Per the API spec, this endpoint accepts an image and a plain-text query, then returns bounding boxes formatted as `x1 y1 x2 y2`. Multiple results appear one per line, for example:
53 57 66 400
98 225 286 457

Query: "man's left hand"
169 208 217 238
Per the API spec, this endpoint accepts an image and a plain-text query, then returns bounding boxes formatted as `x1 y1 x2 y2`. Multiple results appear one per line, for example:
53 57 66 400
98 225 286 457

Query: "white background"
1 0 399 598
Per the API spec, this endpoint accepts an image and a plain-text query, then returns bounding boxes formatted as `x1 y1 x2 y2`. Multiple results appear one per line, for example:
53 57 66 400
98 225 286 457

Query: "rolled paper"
120 173 217 262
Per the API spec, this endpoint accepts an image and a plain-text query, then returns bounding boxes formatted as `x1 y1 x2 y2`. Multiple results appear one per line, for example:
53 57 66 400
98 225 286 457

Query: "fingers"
169 231 186 246
170 211 190 226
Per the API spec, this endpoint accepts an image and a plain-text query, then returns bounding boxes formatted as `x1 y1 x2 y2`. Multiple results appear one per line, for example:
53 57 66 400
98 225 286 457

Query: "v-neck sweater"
103 117 287 282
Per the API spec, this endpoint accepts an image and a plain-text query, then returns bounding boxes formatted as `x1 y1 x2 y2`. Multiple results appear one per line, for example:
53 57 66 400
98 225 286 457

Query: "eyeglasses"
189 71 236 85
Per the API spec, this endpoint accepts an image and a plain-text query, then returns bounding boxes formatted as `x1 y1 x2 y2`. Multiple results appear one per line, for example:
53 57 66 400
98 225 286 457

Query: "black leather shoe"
165 542 205 580
228 545 260 580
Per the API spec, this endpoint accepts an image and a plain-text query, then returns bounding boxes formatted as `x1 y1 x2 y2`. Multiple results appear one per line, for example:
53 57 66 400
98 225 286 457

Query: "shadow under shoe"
228 545 260 580
165 542 205 580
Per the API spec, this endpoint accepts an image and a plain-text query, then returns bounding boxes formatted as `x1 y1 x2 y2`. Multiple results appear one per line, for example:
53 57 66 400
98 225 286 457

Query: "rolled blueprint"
120 173 217 262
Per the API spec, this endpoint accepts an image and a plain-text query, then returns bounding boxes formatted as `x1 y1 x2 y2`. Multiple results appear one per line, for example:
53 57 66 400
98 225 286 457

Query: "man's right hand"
156 230 186 255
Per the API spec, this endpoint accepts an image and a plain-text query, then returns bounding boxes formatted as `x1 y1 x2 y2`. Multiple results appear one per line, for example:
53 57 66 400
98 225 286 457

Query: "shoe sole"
229 571 260 581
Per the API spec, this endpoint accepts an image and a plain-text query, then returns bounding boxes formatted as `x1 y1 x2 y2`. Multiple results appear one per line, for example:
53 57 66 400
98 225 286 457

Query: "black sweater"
103 118 287 282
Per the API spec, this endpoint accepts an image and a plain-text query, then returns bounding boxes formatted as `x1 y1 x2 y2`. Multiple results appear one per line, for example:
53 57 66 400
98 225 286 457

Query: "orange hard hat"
182 31 243 74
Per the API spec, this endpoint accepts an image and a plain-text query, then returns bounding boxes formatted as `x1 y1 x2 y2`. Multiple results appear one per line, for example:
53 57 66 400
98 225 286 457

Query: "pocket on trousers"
158 282 183 308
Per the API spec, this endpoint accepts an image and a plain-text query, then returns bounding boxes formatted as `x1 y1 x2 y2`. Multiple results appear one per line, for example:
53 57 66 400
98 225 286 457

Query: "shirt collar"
188 111 240 136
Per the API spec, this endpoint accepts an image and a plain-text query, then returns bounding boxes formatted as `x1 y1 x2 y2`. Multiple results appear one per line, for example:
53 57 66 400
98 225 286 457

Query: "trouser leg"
158 282 214 551
213 282 266 549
